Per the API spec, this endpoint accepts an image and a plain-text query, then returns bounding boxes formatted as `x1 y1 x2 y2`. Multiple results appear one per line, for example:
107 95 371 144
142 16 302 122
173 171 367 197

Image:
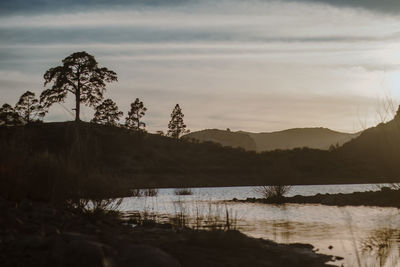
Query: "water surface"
120 184 400 266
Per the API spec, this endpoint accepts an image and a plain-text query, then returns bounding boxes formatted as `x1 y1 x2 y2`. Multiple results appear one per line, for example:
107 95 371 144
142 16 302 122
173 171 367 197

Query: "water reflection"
120 184 400 267
361 229 400 267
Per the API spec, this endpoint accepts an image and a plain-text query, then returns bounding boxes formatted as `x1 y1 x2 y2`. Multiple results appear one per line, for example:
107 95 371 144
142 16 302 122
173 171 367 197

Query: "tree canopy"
91 98 123 126
15 91 47 123
40 51 117 122
0 104 24 126
167 104 189 138
125 98 147 131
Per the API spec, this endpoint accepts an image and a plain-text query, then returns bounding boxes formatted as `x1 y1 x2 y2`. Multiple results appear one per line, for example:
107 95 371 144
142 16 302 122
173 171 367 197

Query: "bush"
65 198 123 215
254 185 291 203
174 188 193 195
143 188 159 197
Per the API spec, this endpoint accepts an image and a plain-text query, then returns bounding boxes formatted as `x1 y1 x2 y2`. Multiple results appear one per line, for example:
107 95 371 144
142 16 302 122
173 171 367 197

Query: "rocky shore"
0 198 340 267
235 187 400 207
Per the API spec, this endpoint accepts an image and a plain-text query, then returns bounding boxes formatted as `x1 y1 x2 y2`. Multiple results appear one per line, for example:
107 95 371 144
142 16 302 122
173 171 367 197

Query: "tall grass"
254 185 292 203
143 188 159 197
361 229 400 267
174 188 193 195
128 198 239 232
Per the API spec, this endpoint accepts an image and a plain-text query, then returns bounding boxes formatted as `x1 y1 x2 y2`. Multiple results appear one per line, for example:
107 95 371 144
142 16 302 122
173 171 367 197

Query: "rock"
118 244 181 267
61 231 92 241
41 224 60 236
2 232 16 244
17 235 45 250
60 239 110 267
19 199 33 212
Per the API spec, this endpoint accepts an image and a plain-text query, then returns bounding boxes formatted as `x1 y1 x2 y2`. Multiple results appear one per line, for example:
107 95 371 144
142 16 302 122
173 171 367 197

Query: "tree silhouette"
167 104 189 138
125 98 147 131
15 91 47 123
0 104 24 126
91 98 123 126
40 51 117 122
395 105 400 120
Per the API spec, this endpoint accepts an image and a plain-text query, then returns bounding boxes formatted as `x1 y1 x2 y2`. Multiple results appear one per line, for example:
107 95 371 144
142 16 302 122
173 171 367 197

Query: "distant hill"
184 129 257 151
185 128 360 152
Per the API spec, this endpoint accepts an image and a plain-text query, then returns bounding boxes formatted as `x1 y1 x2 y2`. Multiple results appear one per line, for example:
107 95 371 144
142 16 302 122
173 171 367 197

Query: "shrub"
143 188 159 197
65 198 123 215
174 188 193 195
130 189 143 197
254 185 291 203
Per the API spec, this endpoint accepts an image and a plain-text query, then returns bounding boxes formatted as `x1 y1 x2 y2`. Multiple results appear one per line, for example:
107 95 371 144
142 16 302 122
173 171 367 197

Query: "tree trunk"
75 84 80 122
75 74 81 122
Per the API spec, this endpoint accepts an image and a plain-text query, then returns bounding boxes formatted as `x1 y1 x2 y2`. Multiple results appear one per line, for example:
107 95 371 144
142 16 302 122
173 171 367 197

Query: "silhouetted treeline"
0 51 190 138
2 119 399 201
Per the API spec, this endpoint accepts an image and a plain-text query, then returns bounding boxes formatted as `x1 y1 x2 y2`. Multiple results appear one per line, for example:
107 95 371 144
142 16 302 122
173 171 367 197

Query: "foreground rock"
0 198 339 267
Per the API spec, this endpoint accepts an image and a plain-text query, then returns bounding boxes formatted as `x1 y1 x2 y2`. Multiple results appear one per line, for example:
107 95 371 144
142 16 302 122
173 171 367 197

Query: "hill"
337 117 400 178
184 129 257 151
0 121 397 200
185 128 359 152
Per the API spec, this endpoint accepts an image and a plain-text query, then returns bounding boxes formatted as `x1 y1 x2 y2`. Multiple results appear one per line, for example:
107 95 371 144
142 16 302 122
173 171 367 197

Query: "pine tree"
15 91 47 123
0 104 24 126
91 99 123 126
41 51 117 122
125 98 147 131
167 104 189 138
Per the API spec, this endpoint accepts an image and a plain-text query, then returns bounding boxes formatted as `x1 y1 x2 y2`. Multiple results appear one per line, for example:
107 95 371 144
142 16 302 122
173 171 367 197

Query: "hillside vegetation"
1 120 399 200
185 128 359 152
337 118 400 178
184 129 257 151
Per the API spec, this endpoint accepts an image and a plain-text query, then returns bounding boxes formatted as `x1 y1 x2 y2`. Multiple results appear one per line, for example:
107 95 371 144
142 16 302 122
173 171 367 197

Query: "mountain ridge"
185 127 361 152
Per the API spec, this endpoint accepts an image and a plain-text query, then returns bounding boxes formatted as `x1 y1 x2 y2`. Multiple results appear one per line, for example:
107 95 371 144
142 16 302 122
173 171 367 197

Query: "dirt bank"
0 198 340 267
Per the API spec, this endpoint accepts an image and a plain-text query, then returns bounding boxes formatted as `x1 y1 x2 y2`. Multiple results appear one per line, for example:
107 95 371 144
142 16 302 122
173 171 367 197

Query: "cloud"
0 0 189 16
1 0 400 16
291 0 400 15
0 0 400 16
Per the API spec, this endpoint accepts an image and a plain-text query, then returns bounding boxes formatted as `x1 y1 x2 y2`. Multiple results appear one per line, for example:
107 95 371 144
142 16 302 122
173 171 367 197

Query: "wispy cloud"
1 0 400 16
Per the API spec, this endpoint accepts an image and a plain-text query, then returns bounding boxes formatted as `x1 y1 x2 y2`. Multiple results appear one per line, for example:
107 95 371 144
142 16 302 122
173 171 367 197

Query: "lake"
119 184 400 267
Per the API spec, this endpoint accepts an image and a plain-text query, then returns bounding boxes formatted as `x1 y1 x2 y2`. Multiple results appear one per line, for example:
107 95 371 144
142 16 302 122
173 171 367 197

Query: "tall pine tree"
15 91 47 123
125 98 147 131
167 104 189 138
41 51 117 122
91 98 123 126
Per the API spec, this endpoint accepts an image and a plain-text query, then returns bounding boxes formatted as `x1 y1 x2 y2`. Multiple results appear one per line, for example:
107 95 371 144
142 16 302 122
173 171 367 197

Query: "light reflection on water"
119 184 400 267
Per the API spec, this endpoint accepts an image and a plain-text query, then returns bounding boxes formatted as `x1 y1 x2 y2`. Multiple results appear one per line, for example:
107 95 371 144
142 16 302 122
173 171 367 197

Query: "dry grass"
174 188 193 195
254 185 292 202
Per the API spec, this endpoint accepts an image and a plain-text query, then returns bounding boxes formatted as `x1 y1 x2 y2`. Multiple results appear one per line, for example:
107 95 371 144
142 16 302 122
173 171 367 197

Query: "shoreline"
0 198 341 267
233 187 400 207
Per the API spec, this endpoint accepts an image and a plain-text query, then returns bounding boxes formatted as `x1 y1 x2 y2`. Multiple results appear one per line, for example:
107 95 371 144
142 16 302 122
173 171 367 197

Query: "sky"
1 0 400 133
